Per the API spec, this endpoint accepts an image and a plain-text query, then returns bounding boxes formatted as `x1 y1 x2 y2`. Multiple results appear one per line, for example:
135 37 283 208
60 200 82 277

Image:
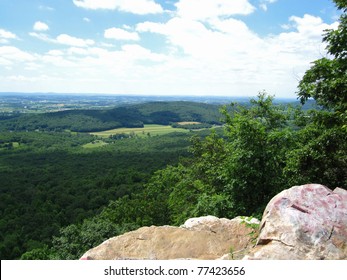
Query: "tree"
147 93 295 222
297 0 347 129
289 0 347 188
221 92 294 216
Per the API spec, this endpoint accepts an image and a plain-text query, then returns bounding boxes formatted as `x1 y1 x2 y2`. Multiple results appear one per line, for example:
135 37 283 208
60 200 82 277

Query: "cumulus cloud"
47 50 64 56
0 29 17 39
73 0 163 14
29 32 55 43
0 29 17 43
33 21 49 31
104 27 140 41
175 0 256 20
3 0 339 97
136 12 337 96
56 34 95 47
0 46 35 65
29 31 97 49
289 14 337 37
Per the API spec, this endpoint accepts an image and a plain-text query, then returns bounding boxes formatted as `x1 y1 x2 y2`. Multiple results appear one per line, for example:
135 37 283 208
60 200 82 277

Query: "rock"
80 216 259 260
244 184 347 260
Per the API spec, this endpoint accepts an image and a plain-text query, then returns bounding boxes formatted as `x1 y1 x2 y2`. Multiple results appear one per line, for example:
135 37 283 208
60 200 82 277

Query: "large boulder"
244 184 347 260
80 216 259 260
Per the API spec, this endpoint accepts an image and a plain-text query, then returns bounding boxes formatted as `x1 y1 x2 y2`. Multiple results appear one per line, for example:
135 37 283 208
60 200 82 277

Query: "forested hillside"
0 101 222 132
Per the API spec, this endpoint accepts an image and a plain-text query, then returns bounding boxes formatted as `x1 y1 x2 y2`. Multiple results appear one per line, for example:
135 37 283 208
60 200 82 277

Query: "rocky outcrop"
80 216 259 260
244 184 347 260
80 184 347 260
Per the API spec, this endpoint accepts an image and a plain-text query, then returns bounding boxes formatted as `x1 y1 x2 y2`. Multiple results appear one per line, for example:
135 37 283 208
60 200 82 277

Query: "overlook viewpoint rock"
80 184 347 260
80 216 259 260
244 184 347 260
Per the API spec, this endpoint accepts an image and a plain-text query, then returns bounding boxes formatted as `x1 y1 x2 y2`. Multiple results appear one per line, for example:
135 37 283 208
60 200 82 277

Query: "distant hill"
0 101 223 132
131 101 222 125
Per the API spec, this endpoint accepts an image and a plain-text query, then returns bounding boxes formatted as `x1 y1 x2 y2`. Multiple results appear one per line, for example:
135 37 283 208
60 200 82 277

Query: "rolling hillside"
0 101 222 132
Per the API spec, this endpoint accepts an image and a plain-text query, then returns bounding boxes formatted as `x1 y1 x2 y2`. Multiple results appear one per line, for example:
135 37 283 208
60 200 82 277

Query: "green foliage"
133 101 222 125
0 130 192 259
171 122 213 130
285 125 347 187
290 0 347 188
221 93 294 215
50 218 122 259
20 246 52 260
298 0 347 129
138 93 297 224
239 216 260 245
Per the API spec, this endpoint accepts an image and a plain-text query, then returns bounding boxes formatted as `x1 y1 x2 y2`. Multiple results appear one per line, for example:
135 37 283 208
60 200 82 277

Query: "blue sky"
0 0 340 97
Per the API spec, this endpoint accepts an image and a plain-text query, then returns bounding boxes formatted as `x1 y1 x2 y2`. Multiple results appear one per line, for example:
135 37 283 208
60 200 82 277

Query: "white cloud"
100 42 115 48
29 32 55 43
47 50 64 56
73 0 163 14
259 0 277 12
175 0 255 20
38 5 54 11
0 46 35 65
83 17 91 22
281 23 292 30
7 75 41 82
259 4 267 11
3 6 339 97
136 13 337 96
104 27 140 41
29 32 96 48
0 29 17 39
41 53 77 68
137 17 261 60
289 14 337 37
33 21 49 31
120 44 167 62
56 34 95 47
0 29 17 43
67 47 90 56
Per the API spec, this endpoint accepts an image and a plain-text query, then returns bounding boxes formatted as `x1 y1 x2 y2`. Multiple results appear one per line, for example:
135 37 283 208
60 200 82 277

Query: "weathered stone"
80 216 259 260
244 184 347 260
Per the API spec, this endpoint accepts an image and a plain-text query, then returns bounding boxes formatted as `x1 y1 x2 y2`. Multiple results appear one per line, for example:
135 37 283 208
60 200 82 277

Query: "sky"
0 0 340 98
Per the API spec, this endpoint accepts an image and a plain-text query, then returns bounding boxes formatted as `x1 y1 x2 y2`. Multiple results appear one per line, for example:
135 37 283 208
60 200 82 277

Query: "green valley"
0 92 345 260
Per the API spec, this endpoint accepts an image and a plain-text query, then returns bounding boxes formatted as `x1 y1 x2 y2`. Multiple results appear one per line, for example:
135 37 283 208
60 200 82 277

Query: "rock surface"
244 184 347 260
80 216 259 260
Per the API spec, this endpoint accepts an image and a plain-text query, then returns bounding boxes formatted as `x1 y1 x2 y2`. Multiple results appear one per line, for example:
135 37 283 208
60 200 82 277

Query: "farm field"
82 140 108 149
176 121 201 125
90 124 189 138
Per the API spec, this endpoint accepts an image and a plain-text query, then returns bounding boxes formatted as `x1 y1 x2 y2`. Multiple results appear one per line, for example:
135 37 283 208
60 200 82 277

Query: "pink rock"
244 184 347 259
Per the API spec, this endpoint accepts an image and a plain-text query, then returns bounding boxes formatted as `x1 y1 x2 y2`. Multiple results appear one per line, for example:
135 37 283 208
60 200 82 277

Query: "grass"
12 142 20 148
82 140 108 149
0 142 21 150
90 124 189 138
